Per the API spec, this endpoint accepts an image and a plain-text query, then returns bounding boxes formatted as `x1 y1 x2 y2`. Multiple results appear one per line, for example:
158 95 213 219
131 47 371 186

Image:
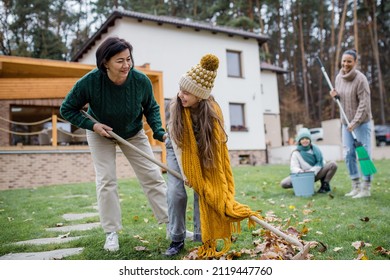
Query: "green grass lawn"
0 160 389 260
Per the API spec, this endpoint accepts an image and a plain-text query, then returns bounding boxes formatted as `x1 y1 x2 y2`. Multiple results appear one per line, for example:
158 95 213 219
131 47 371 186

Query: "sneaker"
352 190 370 198
345 188 360 197
104 232 119 252
163 241 184 256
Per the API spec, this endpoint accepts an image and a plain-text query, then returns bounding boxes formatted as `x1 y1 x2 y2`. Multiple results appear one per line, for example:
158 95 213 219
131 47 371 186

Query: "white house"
73 10 280 165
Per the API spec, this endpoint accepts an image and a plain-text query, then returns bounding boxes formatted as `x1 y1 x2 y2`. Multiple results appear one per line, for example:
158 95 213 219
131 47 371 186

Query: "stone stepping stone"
0 247 84 260
46 222 101 232
14 236 82 246
63 195 89 199
62 213 99 221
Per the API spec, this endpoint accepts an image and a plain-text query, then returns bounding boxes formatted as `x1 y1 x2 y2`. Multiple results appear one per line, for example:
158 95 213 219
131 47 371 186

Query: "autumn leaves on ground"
0 160 389 260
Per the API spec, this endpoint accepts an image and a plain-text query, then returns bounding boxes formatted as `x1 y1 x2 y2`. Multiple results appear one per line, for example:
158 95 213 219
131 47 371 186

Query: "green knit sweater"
60 68 165 141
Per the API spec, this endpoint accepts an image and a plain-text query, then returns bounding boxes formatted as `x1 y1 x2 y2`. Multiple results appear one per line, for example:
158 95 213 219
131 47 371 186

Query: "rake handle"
81 111 183 180
81 111 306 251
316 57 358 140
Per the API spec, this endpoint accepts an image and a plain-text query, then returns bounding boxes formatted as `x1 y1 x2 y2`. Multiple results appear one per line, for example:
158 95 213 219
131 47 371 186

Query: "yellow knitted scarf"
182 106 260 258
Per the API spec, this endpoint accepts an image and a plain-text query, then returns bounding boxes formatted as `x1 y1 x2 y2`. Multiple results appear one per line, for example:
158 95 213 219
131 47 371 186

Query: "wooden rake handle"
81 111 306 252
81 110 183 179
316 57 358 140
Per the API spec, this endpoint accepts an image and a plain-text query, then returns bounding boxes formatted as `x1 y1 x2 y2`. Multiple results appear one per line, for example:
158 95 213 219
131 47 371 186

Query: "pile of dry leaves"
182 211 315 260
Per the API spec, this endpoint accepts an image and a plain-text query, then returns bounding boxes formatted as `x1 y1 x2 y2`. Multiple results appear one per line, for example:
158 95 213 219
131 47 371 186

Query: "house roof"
260 62 288 74
72 9 269 62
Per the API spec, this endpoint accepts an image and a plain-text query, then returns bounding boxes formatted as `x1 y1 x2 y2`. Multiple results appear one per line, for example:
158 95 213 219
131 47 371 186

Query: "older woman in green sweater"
330 49 373 199
60 37 168 251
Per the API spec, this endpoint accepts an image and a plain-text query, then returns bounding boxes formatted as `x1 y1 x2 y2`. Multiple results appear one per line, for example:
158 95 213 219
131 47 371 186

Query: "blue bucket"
290 171 315 197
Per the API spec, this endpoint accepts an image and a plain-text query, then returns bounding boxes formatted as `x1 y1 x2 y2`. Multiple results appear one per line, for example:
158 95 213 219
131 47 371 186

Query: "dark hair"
95 37 134 73
343 49 357 61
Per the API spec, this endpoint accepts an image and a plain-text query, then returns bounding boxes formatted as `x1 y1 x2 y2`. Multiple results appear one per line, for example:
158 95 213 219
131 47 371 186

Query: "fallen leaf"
133 216 139 221
360 217 370 222
333 247 343 252
285 226 299 236
288 205 296 210
317 241 327 253
134 246 148 251
355 251 369 260
58 232 70 239
143 218 149 223
301 225 309 235
374 246 390 256
315 231 323 235
55 222 63 227
352 241 364 250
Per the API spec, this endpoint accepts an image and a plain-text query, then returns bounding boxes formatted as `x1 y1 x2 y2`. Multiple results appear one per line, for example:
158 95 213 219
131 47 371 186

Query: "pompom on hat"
179 54 219 99
296 127 312 143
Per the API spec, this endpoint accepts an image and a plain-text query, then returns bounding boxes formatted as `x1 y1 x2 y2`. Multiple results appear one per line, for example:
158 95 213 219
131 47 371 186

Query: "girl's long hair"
169 95 227 168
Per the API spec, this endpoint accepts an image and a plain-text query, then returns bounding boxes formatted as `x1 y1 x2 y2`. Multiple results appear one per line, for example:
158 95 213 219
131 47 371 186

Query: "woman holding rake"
330 49 373 198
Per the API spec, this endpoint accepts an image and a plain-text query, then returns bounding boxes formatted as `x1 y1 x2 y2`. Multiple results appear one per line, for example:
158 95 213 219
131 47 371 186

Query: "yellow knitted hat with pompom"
179 54 219 99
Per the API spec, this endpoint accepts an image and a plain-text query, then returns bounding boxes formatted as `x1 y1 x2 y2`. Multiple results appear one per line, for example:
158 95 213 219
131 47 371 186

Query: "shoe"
352 190 371 198
163 241 184 256
104 232 119 252
345 188 360 197
317 182 331 193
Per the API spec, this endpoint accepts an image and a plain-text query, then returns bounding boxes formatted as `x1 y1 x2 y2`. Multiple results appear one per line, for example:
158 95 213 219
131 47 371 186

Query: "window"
229 103 247 131
226 50 243 78
8 105 86 146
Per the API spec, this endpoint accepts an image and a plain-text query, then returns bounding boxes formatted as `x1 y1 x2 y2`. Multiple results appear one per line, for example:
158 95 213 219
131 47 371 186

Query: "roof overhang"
72 10 269 62
0 55 161 100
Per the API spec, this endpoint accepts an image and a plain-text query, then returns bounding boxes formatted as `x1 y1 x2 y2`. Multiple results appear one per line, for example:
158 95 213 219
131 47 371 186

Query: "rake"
316 57 377 176
81 110 312 259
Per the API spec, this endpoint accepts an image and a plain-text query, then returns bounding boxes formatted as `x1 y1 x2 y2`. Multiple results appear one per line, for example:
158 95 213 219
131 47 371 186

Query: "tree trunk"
297 2 310 118
256 0 271 63
334 0 348 74
353 0 359 53
330 0 336 118
318 0 324 122
365 0 386 124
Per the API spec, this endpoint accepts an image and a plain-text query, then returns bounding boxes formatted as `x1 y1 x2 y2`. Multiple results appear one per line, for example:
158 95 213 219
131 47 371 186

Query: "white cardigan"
290 150 324 175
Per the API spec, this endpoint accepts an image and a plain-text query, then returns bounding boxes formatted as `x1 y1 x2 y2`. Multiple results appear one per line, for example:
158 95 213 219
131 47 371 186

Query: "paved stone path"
46 222 101 232
0 211 99 260
14 236 82 246
0 248 84 260
62 213 99 221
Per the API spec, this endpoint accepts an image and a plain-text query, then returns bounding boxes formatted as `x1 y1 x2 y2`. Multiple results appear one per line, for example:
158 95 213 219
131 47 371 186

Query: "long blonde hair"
169 95 227 168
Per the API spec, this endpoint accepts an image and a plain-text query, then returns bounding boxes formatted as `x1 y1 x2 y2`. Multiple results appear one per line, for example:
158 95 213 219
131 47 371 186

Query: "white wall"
261 71 280 114
79 17 266 150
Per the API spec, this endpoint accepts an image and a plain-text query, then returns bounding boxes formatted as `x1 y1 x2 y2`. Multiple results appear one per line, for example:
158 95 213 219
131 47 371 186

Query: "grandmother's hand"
93 123 113 138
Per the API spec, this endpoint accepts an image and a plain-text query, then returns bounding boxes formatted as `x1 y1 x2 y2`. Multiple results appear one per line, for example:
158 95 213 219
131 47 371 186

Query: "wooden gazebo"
0 55 166 150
